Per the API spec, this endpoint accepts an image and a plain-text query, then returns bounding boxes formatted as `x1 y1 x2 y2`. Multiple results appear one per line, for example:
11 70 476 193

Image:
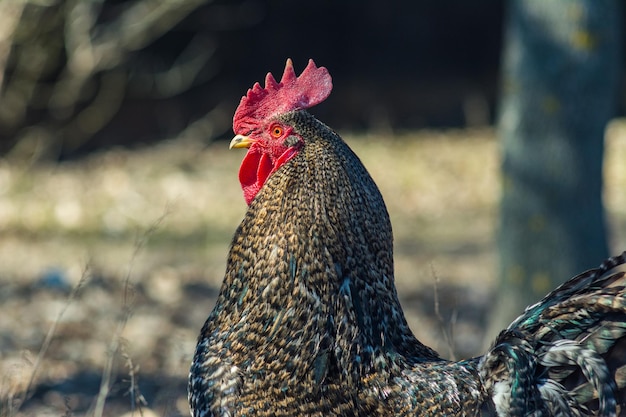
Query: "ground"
1 124 625 417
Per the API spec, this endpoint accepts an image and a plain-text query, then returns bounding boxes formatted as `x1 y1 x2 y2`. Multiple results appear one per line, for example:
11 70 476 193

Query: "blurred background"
1 1 625 416
0 0 509 159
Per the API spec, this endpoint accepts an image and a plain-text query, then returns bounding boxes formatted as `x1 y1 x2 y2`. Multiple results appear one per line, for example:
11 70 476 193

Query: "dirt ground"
1 124 625 417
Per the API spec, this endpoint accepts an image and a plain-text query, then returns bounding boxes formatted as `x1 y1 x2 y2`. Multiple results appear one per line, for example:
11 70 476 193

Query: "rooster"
189 59 626 416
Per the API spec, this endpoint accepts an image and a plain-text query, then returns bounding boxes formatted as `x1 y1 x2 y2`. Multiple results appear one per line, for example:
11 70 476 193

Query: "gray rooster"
189 59 626 416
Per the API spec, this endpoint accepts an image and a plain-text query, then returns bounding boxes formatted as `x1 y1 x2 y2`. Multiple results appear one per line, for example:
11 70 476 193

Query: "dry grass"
1 123 625 416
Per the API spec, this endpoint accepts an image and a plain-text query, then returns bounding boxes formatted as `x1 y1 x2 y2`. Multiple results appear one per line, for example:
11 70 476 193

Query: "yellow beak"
229 134 254 149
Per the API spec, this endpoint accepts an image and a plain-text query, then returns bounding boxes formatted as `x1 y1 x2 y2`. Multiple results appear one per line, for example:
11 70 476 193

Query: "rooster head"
230 59 333 204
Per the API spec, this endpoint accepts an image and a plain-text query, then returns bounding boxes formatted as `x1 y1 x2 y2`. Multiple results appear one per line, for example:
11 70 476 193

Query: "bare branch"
0 0 217 159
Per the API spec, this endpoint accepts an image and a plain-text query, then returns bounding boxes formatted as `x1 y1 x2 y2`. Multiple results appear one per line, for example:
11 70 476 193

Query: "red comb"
233 59 332 134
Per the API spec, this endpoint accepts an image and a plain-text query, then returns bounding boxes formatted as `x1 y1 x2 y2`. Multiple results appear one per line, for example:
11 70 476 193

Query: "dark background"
0 0 597 158
93 0 506 146
3 0 625 159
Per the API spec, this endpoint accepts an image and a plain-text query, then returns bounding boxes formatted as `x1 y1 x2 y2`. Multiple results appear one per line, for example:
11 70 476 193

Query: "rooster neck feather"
207 111 438 381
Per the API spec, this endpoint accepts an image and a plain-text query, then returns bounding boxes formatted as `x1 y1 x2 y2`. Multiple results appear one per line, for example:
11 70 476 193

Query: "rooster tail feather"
539 340 617 416
481 252 626 416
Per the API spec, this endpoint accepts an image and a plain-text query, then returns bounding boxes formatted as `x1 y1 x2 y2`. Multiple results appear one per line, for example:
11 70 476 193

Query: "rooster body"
189 60 626 416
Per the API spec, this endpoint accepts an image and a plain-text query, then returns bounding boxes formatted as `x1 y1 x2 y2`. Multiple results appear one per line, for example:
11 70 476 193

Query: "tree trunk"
487 0 622 340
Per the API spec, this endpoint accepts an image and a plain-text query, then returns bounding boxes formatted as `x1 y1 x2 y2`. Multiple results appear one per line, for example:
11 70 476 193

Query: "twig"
9 262 91 416
63 395 73 417
92 207 170 417
121 341 147 416
431 263 456 361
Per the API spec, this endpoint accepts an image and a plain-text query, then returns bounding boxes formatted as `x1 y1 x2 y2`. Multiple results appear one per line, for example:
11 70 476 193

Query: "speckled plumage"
189 65 626 416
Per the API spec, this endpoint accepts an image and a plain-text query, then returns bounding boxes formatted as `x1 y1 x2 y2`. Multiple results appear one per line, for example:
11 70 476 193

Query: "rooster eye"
270 125 284 138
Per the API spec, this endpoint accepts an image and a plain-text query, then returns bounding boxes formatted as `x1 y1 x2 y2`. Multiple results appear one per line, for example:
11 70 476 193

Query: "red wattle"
275 147 298 168
239 147 264 205
238 145 300 205
256 153 274 191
